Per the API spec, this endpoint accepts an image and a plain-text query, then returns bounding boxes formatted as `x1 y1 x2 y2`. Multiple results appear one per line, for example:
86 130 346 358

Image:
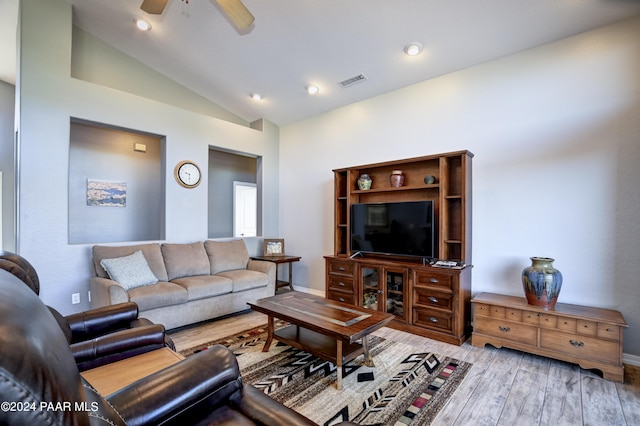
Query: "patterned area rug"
180 323 471 425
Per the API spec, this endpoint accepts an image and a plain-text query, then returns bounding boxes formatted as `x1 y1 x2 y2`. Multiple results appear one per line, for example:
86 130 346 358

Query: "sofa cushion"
172 275 233 301
93 243 169 282
218 269 269 293
161 242 210 280
99 251 158 290
205 240 249 274
127 282 188 311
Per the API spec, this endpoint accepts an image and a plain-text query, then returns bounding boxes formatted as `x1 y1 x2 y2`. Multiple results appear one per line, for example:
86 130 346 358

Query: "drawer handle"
339 297 345 302
428 296 439 303
338 267 345 271
498 326 511 333
429 317 438 323
429 278 439 283
339 282 345 287
569 340 584 348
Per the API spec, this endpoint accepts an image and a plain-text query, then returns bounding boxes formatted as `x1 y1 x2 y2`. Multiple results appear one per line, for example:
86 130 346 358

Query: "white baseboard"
291 285 324 297
623 353 640 367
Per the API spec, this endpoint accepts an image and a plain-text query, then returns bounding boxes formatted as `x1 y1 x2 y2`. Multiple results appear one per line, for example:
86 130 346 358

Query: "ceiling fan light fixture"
135 18 152 31
404 42 423 56
306 85 320 95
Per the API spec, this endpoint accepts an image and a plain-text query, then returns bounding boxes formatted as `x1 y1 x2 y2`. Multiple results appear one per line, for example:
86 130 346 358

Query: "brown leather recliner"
0 269 357 425
0 250 175 371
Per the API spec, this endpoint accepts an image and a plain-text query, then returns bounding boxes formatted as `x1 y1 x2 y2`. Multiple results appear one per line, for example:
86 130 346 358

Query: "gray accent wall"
0 81 15 251
17 0 279 313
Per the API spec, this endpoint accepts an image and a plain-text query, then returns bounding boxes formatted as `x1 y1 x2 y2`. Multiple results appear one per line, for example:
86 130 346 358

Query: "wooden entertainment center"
325 150 473 345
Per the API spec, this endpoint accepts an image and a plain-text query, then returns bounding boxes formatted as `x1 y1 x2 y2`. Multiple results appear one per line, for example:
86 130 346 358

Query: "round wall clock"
174 160 202 188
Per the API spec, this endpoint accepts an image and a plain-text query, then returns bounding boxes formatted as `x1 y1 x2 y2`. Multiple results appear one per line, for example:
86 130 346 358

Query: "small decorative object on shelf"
390 170 404 187
357 173 372 190
424 175 437 185
522 257 563 309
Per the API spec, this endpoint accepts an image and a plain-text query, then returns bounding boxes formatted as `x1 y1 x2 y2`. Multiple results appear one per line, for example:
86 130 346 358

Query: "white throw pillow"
100 250 158 290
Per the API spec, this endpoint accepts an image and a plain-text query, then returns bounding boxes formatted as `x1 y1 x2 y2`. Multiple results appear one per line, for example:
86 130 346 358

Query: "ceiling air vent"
338 73 367 88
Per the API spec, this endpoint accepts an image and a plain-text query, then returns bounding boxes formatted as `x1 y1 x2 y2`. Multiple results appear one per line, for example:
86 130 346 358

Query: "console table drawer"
413 308 453 333
597 323 621 341
474 317 537 346
327 290 355 305
327 260 354 276
413 288 453 310
414 271 453 290
540 329 619 364
327 276 354 293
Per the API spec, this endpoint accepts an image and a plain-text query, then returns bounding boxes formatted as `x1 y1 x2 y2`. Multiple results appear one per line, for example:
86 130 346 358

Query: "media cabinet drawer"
327 260 355 276
414 271 453 290
474 317 537 346
327 276 354 293
412 308 453 333
413 288 453 310
327 290 355 305
539 329 619 364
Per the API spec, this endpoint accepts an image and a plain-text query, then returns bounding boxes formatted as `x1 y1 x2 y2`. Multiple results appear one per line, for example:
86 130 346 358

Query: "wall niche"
68 119 164 244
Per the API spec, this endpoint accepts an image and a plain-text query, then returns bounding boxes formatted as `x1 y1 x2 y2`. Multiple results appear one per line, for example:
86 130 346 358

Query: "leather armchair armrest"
107 345 242 426
66 302 140 341
234 384 317 426
71 324 166 363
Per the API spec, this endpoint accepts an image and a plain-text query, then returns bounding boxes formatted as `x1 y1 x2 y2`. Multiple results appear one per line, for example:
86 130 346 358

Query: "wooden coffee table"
248 292 394 390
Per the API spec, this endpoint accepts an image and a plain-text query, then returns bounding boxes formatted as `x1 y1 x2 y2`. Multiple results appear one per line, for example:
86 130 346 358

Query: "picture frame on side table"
263 239 285 256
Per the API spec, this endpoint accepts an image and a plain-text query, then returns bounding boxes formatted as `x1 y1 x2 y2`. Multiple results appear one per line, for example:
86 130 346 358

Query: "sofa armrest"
90 276 128 308
66 302 139 341
71 324 166 365
248 259 276 291
107 345 242 426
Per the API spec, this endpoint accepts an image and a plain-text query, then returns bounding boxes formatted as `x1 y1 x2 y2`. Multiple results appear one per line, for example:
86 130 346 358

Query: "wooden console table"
252 255 301 292
471 292 628 382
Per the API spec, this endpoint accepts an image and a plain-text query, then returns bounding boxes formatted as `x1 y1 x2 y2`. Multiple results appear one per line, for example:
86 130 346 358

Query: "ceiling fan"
140 0 255 29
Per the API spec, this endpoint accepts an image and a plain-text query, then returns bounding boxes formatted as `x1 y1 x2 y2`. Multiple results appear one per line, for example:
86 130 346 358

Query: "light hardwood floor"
168 310 640 426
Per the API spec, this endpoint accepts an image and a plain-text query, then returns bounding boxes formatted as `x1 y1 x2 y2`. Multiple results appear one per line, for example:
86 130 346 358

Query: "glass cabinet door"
361 266 380 310
385 268 408 321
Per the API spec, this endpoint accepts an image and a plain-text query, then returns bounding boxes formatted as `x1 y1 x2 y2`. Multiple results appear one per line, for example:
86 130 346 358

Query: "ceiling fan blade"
140 0 170 15
216 0 255 29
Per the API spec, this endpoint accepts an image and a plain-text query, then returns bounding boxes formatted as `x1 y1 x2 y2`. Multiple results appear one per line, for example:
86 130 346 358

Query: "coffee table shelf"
274 324 364 365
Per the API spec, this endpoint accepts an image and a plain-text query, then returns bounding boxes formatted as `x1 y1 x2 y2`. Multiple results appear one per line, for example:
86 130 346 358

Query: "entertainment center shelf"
327 150 473 345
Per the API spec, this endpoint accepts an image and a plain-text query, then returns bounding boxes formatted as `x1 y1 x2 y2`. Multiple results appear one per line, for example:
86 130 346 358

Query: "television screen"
350 200 434 258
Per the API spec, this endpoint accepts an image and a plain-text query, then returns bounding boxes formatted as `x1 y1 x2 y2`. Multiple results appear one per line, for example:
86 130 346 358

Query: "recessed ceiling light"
251 93 263 101
135 18 152 31
404 42 423 56
306 85 320 95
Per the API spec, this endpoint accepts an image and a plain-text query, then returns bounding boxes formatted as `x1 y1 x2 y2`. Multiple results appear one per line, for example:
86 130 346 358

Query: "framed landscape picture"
263 239 284 256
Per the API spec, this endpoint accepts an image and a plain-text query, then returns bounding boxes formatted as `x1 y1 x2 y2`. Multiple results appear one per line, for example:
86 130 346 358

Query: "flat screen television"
350 200 434 258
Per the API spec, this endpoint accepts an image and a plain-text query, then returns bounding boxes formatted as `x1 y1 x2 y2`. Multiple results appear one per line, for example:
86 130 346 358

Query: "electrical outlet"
72 293 80 304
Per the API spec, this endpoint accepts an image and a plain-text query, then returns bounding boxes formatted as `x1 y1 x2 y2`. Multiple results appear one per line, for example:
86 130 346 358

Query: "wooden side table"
80 348 184 395
251 255 301 292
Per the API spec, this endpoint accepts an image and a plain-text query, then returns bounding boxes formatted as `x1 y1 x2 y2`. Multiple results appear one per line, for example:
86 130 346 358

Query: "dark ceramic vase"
522 257 563 309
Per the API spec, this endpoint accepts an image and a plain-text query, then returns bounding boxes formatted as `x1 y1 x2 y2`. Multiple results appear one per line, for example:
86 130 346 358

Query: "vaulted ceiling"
3 0 640 125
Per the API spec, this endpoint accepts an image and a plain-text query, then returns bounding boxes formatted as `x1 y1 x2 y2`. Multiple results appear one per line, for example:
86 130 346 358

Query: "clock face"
175 161 201 188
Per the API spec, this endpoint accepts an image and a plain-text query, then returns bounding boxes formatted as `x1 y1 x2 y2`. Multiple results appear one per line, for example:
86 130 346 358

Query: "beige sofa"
90 239 275 330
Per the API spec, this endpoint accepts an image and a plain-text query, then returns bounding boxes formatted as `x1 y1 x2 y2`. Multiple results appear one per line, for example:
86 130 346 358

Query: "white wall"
17 0 279 313
280 16 640 357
